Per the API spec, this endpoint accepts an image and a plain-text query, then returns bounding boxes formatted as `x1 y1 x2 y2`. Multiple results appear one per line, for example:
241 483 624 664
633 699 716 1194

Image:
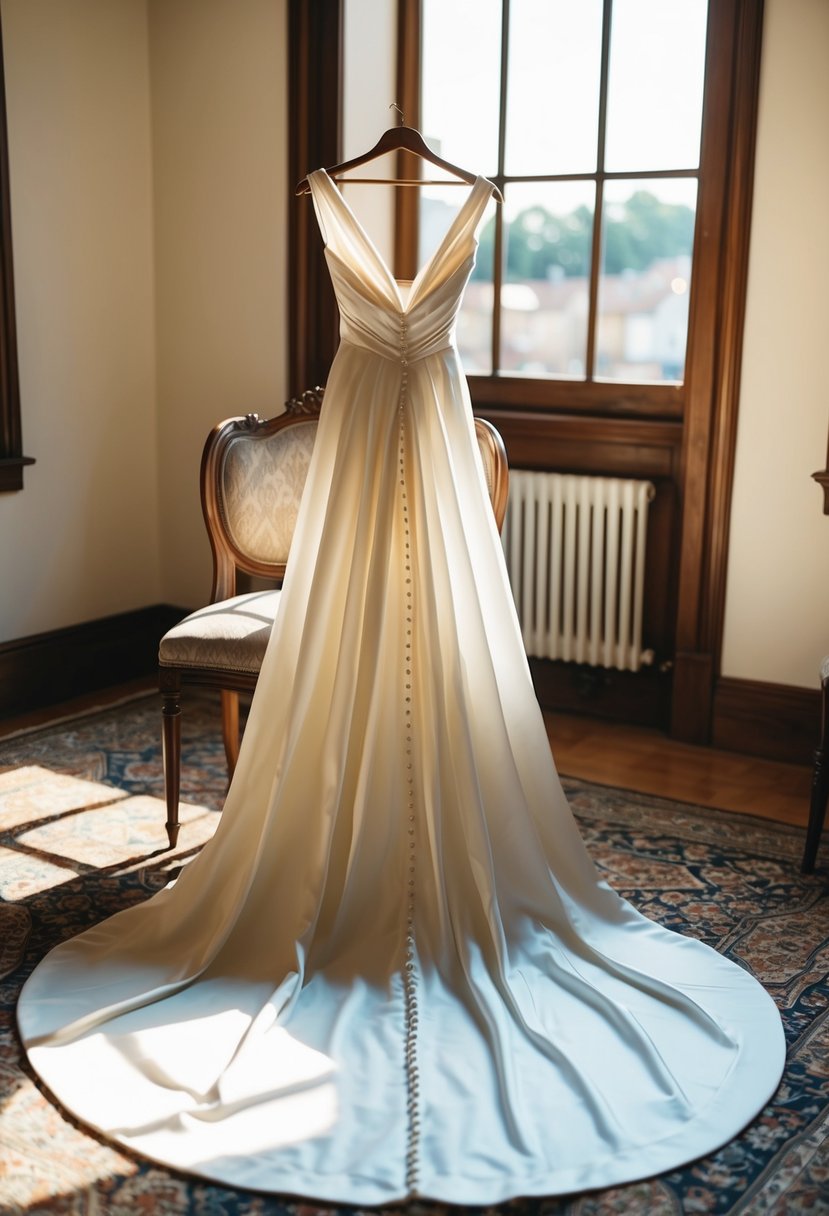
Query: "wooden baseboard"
0 605 188 720
712 676 819 766
670 651 714 744
3 612 816 766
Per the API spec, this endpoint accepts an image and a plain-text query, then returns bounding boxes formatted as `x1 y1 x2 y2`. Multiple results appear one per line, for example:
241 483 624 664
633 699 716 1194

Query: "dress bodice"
308 170 493 365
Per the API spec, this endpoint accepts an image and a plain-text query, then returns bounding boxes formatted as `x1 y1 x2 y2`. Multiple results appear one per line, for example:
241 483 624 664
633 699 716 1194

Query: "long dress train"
17 170 784 1205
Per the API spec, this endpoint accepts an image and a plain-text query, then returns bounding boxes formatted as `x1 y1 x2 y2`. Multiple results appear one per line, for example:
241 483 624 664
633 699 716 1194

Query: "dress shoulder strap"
307 169 342 248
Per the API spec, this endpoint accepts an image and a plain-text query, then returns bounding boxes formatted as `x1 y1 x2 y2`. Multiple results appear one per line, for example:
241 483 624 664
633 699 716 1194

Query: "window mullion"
491 0 510 376
585 0 613 383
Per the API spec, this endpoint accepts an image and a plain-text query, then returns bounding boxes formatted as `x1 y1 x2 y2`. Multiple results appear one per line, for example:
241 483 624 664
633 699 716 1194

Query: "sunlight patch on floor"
0 765 128 829
0 766 219 897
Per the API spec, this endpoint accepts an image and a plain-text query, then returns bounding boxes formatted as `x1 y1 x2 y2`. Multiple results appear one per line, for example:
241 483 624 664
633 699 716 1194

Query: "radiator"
502 471 656 672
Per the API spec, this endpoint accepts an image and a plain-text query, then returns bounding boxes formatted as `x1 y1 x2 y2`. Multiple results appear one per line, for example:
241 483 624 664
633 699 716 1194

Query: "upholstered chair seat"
158 590 281 676
158 387 509 847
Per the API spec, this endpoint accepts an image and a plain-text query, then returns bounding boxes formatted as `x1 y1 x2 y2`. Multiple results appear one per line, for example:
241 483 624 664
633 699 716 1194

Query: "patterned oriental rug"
0 694 827 1215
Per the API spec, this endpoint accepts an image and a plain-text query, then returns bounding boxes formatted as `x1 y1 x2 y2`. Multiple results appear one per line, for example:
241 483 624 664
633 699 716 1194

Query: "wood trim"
287 0 343 392
0 15 31 492
700 0 764 673
672 650 715 743
712 675 819 766
468 376 683 419
0 605 187 719
393 0 420 280
584 0 612 380
671 0 764 742
483 409 683 479
529 658 670 728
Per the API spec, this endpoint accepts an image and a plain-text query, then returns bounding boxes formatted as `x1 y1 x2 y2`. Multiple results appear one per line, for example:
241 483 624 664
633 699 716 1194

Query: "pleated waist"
338 323 456 367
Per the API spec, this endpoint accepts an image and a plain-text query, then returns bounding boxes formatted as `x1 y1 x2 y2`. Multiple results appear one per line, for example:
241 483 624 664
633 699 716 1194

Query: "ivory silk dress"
17 170 785 1205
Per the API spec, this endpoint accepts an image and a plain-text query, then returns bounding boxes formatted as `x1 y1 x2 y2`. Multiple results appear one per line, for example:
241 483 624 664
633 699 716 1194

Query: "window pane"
506 0 603 176
419 189 497 373
421 0 501 172
595 179 697 382
501 181 595 377
605 0 708 172
458 203 496 374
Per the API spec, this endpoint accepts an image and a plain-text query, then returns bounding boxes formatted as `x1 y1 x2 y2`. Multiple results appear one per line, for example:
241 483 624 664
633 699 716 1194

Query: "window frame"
287 0 765 743
414 0 705 403
395 0 764 741
399 0 730 420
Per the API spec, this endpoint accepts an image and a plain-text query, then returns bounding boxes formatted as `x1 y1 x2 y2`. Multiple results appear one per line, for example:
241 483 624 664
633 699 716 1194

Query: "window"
411 0 714 411
290 0 764 741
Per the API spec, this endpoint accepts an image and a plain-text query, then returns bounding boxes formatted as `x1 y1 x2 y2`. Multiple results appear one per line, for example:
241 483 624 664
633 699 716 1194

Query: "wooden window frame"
399 0 746 418
0 16 32 492
400 0 695 417
287 0 764 744
287 0 344 393
396 0 764 741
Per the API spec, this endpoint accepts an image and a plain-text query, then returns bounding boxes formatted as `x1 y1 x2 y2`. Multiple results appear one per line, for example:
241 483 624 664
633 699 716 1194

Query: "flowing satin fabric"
17 170 784 1205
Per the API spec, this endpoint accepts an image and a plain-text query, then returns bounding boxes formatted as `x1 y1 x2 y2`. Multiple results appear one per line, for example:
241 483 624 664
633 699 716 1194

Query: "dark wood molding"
712 675 819 766
287 0 343 393
468 376 683 420
0 605 187 719
530 658 671 728
699 0 765 674
394 0 421 280
671 650 715 743
0 14 31 493
671 0 764 741
483 409 683 479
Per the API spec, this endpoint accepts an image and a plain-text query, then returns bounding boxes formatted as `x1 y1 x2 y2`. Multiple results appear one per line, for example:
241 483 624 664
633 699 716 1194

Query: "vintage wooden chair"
803 655 829 872
158 387 509 847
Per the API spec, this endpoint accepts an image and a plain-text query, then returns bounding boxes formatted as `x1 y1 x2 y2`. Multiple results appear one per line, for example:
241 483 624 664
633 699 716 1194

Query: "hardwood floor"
546 710 811 829
0 681 812 830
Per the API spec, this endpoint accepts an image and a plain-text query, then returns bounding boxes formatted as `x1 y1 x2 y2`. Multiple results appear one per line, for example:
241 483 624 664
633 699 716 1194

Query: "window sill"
467 374 683 420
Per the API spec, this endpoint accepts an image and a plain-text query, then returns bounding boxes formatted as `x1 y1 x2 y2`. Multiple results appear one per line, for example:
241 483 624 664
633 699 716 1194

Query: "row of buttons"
398 312 420 1194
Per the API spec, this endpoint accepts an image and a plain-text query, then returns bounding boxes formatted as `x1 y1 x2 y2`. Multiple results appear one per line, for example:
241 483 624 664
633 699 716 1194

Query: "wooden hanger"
295 123 503 202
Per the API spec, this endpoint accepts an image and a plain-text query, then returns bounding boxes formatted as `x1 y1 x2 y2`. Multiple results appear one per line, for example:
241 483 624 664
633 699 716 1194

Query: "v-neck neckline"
318 169 488 314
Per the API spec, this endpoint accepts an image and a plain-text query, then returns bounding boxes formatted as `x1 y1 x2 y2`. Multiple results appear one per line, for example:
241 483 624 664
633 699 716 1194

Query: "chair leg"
161 679 182 849
221 689 241 778
803 744 829 873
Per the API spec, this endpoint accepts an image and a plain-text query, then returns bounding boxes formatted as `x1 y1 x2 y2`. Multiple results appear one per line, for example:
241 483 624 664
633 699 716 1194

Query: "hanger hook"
389 101 405 126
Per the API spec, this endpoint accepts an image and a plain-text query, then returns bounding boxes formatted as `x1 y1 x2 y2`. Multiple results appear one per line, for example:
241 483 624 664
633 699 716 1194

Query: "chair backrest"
201 386 509 602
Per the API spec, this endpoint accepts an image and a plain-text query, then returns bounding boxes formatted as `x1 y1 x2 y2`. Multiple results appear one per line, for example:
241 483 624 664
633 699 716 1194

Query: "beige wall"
341 0 397 266
1 0 825 697
720 0 829 689
0 0 160 641
149 0 288 610
0 0 289 640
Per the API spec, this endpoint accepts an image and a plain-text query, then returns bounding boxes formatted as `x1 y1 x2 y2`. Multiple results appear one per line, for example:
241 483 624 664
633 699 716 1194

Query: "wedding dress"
18 169 784 1205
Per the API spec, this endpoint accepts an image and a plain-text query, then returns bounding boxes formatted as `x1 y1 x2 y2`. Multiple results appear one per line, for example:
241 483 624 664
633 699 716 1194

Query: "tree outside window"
418 0 708 388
